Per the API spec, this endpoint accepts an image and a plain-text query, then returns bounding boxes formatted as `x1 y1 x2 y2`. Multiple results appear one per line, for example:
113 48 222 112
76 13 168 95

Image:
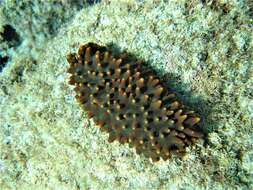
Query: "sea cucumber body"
67 43 203 161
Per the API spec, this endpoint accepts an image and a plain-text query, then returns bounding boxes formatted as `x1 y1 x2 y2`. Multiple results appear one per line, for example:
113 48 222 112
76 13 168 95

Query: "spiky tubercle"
66 43 204 162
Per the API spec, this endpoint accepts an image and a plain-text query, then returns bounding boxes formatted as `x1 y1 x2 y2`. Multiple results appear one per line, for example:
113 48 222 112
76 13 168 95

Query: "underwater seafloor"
0 0 252 189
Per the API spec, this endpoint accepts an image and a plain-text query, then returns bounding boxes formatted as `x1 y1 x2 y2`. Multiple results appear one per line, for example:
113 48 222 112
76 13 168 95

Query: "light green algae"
0 0 252 189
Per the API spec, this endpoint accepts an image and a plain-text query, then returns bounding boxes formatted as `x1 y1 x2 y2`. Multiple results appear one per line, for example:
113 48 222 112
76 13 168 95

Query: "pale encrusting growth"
0 0 252 189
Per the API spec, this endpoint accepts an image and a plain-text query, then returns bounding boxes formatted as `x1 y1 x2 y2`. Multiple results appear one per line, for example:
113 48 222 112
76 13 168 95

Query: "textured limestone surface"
0 0 252 189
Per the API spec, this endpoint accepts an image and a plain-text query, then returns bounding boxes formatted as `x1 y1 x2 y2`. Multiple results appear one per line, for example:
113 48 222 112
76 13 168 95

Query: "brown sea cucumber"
66 43 204 161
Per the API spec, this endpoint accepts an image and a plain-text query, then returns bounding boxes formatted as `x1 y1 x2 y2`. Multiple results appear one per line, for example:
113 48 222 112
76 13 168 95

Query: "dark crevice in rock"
0 55 9 72
1 24 21 47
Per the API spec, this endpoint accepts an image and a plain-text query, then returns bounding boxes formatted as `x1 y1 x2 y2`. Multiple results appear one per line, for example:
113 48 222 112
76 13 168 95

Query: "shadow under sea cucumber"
66 42 204 162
